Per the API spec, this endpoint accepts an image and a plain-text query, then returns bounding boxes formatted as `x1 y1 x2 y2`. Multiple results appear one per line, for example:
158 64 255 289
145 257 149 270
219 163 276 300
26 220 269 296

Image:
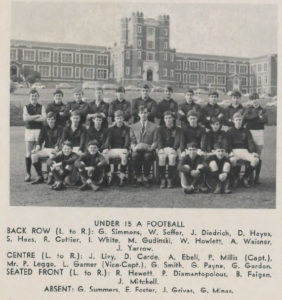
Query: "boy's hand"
219 173 227 181
65 165 72 171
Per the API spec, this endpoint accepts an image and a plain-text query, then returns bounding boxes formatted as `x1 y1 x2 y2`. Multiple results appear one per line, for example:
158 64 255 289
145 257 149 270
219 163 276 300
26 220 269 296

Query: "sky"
11 2 277 58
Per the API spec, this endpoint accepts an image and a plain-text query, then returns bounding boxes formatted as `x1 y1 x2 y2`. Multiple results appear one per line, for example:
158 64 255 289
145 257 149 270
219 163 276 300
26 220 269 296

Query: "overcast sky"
11 2 277 58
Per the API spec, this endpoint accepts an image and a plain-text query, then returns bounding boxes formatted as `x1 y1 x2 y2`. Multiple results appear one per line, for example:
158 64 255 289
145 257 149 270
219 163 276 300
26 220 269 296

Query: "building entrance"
147 69 153 81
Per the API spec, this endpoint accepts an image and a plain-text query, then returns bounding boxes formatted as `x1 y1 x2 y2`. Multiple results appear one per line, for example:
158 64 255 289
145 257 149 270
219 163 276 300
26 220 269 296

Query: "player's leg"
158 149 168 188
167 148 177 188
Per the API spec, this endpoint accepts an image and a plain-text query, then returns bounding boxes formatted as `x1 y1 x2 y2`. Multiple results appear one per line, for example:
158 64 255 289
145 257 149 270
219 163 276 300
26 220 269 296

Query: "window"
53 52 59 63
23 64 35 72
138 66 142 76
38 51 51 62
241 77 247 86
229 63 236 73
83 68 95 79
217 75 226 85
38 65 50 77
147 52 154 60
96 55 108 66
83 54 94 65
147 41 154 49
217 63 226 73
61 66 73 78
97 69 108 80
258 64 262 72
164 41 168 49
257 76 262 85
170 70 174 78
200 61 205 72
137 51 142 60
126 66 130 75
264 75 268 85
75 54 81 64
206 75 215 84
53 66 58 77
164 52 168 61
239 65 247 74
138 39 142 47
126 51 130 59
138 26 142 34
61 52 73 64
189 61 199 71
206 62 215 72
183 73 187 83
10 49 17 60
249 77 255 86
75 67 81 78
176 73 181 82
147 27 154 35
253 64 257 73
264 63 268 72
189 74 198 84
163 68 167 77
200 74 205 84
176 60 182 70
164 28 168 36
170 53 174 62
183 61 187 71
23 49 35 61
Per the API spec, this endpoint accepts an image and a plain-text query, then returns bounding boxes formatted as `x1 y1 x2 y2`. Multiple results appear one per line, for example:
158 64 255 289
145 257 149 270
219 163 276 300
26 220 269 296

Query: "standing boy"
46 89 66 127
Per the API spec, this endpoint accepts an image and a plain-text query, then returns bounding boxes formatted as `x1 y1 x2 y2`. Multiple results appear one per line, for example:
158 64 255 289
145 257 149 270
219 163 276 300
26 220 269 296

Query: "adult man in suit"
130 106 158 187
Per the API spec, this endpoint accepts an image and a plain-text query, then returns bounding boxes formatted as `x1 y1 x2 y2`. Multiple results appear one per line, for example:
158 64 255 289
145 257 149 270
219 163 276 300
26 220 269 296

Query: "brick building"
10 11 277 95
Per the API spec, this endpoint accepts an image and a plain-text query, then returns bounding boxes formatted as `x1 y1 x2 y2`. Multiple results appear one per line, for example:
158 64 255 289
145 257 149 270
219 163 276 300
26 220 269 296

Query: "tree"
21 67 41 87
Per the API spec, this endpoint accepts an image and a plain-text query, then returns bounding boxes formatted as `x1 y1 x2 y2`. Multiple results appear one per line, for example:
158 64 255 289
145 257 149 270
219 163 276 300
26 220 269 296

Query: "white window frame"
241 76 247 86
176 73 181 82
164 52 168 61
206 75 215 84
217 75 226 85
53 51 59 63
83 53 94 65
163 68 167 77
200 61 205 72
264 75 268 85
137 51 142 60
170 69 174 78
53 66 58 78
38 65 50 77
164 41 168 49
257 76 262 86
229 63 236 73
258 64 262 73
183 61 188 71
83 67 95 79
170 53 174 62
264 63 268 72
189 61 199 71
23 64 35 71
200 74 205 84
138 39 142 48
239 64 248 74
206 62 215 73
38 50 51 63
60 66 73 78
176 60 182 71
147 41 154 49
61 52 73 64
138 26 142 34
96 55 108 66
183 73 187 84
23 49 36 62
125 66 130 76
147 27 155 36
146 52 154 61
10 48 17 61
96 68 108 80
164 28 168 36
217 63 226 73
189 73 199 84
138 66 142 76
75 53 81 64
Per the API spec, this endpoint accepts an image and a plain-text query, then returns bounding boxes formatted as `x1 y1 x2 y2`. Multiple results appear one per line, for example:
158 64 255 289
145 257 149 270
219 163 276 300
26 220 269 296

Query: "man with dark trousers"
156 85 178 126
131 84 157 123
46 89 66 127
130 106 158 187
178 89 202 126
63 88 88 124
31 112 63 185
157 111 181 189
108 86 131 123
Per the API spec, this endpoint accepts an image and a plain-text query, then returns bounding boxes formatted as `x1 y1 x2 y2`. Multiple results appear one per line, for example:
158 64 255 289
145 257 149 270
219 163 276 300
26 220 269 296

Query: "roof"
176 52 250 62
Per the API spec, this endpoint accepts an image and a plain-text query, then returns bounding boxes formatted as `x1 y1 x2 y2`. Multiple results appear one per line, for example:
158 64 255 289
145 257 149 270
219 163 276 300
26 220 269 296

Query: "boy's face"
231 95 240 106
94 117 103 128
115 116 124 127
141 88 150 100
208 95 218 105
95 89 103 100
47 117 56 128
252 99 259 108
74 92 82 102
185 92 193 103
116 92 125 101
188 116 198 127
215 148 226 159
88 145 99 155
187 147 197 158
164 88 172 100
30 93 39 105
164 115 173 127
54 93 63 104
138 109 148 122
233 116 243 129
71 115 80 126
62 145 72 156
211 122 220 132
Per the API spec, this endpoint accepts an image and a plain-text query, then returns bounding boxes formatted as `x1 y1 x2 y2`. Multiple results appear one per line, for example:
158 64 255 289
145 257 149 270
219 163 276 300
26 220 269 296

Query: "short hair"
29 88 39 96
46 112 56 119
73 87 83 94
53 89 64 96
142 84 150 90
187 142 198 149
186 89 194 95
187 110 198 118
87 139 99 147
70 110 81 117
138 105 148 113
209 91 219 97
232 112 243 120
163 111 174 118
214 141 227 151
62 140 73 148
231 90 241 98
165 85 173 93
114 110 124 118
93 112 103 119
210 117 221 125
116 86 125 93
95 86 103 92
249 93 259 100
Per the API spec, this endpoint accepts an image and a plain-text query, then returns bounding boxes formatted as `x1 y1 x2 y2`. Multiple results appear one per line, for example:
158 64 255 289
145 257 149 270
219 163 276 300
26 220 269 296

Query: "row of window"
125 50 175 62
23 64 108 79
176 60 249 74
137 26 168 37
250 63 268 73
10 48 109 66
136 39 168 49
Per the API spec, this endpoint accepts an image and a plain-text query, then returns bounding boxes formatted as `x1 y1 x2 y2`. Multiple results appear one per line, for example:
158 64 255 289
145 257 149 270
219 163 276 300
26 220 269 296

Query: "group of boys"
23 84 267 194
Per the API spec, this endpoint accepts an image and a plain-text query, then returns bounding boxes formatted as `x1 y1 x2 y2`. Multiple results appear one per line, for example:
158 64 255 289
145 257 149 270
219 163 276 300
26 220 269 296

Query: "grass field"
10 126 276 208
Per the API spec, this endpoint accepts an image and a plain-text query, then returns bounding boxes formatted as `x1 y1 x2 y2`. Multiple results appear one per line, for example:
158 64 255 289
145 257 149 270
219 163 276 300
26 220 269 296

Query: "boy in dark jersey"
46 89 66 127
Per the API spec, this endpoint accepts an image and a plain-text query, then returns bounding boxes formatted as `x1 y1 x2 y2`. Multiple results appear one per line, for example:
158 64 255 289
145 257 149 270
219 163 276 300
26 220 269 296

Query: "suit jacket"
130 121 158 149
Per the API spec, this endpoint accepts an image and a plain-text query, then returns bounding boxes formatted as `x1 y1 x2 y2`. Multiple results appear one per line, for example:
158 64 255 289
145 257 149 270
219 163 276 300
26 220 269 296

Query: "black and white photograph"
9 2 277 208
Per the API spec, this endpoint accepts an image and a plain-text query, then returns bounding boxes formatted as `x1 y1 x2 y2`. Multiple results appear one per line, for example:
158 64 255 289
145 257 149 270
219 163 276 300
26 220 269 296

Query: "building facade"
10 12 277 95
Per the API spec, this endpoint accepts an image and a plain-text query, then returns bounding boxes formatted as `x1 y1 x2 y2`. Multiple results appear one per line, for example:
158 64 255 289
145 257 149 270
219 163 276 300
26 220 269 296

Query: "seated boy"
226 112 260 187
103 110 131 186
206 142 232 194
47 141 79 191
157 111 182 189
178 142 207 194
75 140 107 191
